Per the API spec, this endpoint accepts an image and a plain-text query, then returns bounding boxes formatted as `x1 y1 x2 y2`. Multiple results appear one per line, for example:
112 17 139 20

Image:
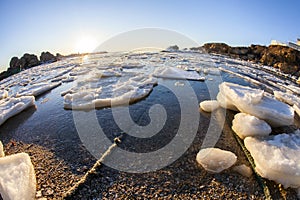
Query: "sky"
0 0 299 71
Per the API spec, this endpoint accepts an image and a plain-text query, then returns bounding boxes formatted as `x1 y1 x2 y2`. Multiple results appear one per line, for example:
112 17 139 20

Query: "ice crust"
232 113 271 139
0 96 35 126
199 100 220 112
196 148 237 173
244 131 300 189
218 82 294 127
0 153 36 200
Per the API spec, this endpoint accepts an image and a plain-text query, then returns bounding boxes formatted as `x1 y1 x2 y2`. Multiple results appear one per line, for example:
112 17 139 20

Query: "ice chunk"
0 153 36 200
196 148 237 173
16 82 61 97
218 82 294 127
233 164 253 178
0 96 35 126
153 67 205 81
244 131 300 189
232 113 271 139
199 100 220 112
0 141 4 157
216 92 238 111
0 90 8 100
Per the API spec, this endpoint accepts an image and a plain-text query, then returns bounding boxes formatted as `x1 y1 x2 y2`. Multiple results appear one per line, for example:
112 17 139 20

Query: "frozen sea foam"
196 148 237 173
0 96 35 126
232 113 271 139
244 131 300 189
16 82 61 97
218 82 294 127
153 67 205 81
0 153 36 200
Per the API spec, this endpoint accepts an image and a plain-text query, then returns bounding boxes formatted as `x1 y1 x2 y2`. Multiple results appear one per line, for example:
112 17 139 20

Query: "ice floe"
199 100 220 112
274 90 300 106
244 131 300 189
218 82 294 127
0 90 8 100
153 67 205 81
196 148 237 173
16 82 61 97
64 76 157 110
0 96 35 126
232 113 271 139
0 153 36 200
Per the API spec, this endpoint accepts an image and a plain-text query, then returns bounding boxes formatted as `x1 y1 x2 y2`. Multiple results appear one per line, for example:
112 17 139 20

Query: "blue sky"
0 0 299 71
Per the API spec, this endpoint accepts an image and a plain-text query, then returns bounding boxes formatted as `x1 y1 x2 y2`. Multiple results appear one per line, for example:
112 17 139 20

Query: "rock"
40 52 57 63
232 113 271 139
229 47 249 55
233 164 253 178
20 53 40 69
9 57 21 70
199 100 220 112
0 153 36 200
203 43 230 54
244 131 300 189
165 45 179 52
196 148 237 173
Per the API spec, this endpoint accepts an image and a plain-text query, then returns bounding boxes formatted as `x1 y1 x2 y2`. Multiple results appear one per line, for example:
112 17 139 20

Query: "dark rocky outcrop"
0 51 58 81
40 52 57 63
202 43 300 77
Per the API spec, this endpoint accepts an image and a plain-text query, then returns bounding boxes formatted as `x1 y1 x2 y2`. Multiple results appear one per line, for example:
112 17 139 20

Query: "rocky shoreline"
201 43 300 77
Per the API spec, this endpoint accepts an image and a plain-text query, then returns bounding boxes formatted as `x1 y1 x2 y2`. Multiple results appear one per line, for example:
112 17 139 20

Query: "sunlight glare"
75 36 98 53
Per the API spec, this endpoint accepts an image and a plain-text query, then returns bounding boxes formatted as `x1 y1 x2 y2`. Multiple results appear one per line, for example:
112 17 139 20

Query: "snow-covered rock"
0 96 35 126
0 153 36 200
0 141 4 157
233 164 253 178
16 82 61 97
218 82 294 127
199 100 220 112
232 113 271 139
153 67 205 81
244 131 300 189
0 90 8 100
196 148 237 173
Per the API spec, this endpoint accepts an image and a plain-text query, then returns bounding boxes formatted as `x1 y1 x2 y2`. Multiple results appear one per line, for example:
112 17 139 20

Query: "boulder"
40 51 57 63
20 53 39 69
203 43 230 54
9 57 20 70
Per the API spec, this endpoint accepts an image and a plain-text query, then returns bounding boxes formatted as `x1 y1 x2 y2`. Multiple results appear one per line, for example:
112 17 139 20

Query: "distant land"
1 42 300 82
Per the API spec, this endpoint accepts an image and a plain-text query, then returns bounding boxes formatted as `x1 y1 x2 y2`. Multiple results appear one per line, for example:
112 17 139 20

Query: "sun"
75 36 98 53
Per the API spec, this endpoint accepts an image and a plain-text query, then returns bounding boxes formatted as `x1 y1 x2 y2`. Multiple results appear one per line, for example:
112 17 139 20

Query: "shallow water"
0 51 299 167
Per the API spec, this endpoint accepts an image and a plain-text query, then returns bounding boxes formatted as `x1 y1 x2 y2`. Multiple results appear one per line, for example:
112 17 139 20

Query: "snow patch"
196 148 237 173
0 153 36 200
